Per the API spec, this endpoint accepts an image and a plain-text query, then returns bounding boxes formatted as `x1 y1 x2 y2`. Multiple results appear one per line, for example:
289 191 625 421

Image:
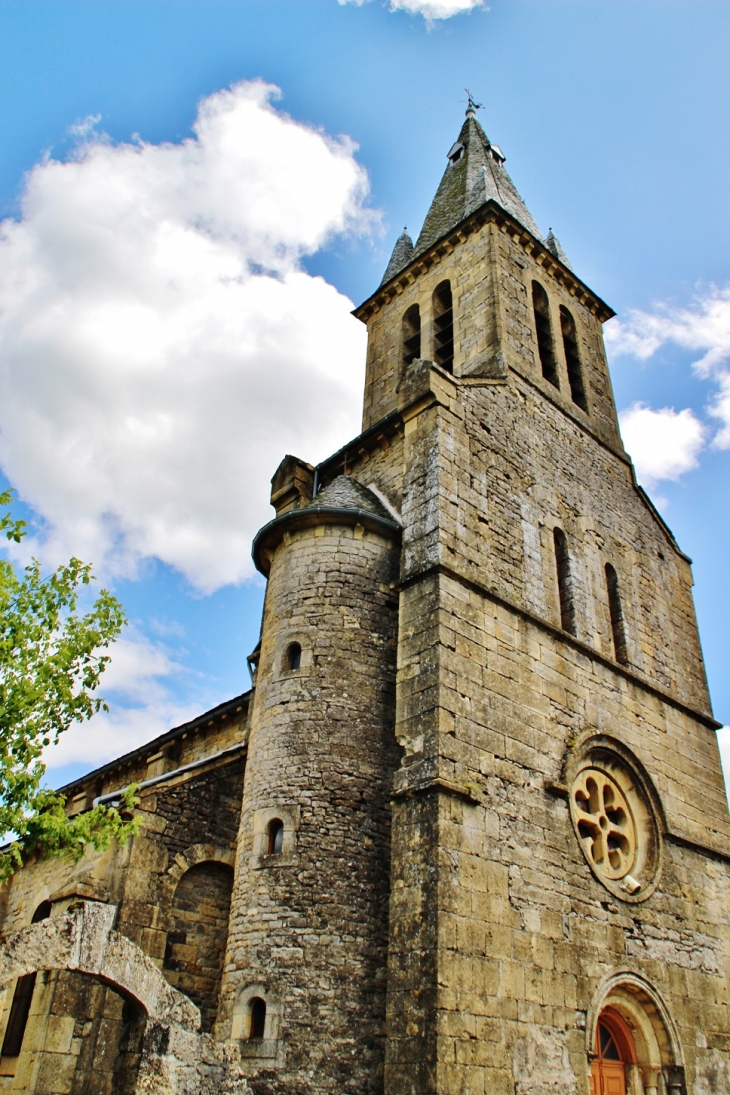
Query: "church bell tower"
224 104 730 1095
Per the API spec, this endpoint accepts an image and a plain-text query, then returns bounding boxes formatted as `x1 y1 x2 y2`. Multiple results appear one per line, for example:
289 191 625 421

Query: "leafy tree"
0 490 138 881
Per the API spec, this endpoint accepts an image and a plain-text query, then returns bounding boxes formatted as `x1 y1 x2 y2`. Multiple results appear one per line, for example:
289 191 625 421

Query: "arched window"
286 642 301 672
402 304 421 367
532 282 559 388
0 902 51 1059
553 528 576 635
560 306 588 412
605 564 628 665
432 281 454 373
163 861 234 1033
267 819 284 856
249 997 267 1040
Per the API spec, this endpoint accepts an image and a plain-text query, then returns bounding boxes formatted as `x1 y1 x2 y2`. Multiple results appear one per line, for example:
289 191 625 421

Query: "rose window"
567 748 662 902
571 769 637 881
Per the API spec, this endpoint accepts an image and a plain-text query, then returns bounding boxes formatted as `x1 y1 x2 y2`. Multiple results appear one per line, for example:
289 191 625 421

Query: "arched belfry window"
553 528 576 635
532 282 559 388
605 563 628 664
432 281 454 373
249 997 267 1040
560 306 588 412
402 304 421 367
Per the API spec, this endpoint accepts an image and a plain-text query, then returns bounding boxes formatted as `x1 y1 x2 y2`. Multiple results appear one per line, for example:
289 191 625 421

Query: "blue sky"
0 0 729 788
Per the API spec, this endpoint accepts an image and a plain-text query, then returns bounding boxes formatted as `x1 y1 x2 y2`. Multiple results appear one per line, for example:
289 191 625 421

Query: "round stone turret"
219 475 402 1095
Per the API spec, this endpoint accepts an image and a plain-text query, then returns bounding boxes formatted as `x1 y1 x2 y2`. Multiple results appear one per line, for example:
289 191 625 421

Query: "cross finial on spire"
465 89 483 117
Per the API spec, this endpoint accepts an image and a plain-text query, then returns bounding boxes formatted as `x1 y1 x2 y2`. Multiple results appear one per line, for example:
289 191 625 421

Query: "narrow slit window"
553 528 576 635
532 282 559 388
286 642 301 672
402 304 421 367
432 281 454 373
1 902 51 1059
560 306 588 412
267 819 284 856
605 564 628 664
249 997 267 1040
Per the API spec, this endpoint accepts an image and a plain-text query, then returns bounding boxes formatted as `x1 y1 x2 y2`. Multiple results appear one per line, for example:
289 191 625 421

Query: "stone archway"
587 971 685 1095
0 901 250 1095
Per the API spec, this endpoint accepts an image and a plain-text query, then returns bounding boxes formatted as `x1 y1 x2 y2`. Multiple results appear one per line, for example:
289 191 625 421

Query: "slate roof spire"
380 228 415 285
544 227 572 270
414 106 542 256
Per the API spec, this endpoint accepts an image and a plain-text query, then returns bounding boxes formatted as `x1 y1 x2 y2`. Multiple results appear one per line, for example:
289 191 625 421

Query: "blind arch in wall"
163 861 234 1033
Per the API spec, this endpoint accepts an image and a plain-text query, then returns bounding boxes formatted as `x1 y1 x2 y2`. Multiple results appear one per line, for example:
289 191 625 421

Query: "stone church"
0 105 728 1095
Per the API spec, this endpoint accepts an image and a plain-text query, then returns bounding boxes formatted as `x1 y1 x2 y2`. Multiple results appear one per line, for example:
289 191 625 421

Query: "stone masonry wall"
387 570 730 1094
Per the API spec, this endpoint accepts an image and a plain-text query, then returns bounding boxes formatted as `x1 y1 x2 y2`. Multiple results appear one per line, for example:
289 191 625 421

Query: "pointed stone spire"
380 228 415 286
414 108 541 256
544 228 572 270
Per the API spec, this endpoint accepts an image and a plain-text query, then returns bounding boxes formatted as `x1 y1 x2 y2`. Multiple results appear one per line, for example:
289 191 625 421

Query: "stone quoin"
0 105 728 1095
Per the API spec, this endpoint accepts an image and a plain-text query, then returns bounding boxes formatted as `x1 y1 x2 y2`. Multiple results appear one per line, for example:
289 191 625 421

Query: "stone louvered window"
402 304 421 367
605 563 628 664
553 527 576 635
532 281 560 388
432 281 454 373
560 305 588 412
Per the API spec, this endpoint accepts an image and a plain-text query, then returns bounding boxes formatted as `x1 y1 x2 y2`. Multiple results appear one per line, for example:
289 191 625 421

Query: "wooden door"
591 1014 631 1095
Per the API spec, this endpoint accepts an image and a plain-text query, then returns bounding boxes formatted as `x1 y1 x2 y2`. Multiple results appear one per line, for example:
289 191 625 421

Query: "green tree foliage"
0 490 138 881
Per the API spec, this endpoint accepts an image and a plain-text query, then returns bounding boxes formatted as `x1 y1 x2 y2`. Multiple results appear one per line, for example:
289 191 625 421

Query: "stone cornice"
354 199 615 325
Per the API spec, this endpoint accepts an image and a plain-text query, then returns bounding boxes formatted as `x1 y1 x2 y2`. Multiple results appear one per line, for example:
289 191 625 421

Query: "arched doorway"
590 1008 636 1095
587 972 686 1095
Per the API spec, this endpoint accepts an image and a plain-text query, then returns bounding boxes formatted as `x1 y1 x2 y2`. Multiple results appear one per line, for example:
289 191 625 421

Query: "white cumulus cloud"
339 0 483 20
618 403 706 491
0 80 371 593
606 285 730 449
43 630 194 771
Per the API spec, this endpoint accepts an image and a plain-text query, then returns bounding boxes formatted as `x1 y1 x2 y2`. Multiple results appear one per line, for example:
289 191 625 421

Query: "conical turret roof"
544 228 572 270
381 229 415 285
309 474 393 520
414 110 541 256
